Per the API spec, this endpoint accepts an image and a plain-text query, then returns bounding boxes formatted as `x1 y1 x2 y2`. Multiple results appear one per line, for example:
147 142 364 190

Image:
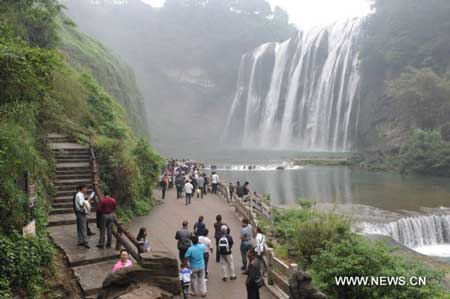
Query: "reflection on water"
215 166 450 211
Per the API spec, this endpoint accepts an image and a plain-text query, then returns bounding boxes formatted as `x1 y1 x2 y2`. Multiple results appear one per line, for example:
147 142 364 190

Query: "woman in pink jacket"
112 250 133 273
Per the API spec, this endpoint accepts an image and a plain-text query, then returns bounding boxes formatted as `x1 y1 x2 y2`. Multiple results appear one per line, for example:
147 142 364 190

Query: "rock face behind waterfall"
223 19 361 152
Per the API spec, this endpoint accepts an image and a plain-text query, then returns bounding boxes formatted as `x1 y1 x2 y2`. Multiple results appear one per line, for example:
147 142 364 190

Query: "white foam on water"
414 245 450 258
206 161 303 172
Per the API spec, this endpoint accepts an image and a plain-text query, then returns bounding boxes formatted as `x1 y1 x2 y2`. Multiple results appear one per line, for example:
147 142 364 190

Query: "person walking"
218 225 237 281
179 260 192 299
96 194 117 249
194 216 207 236
175 221 193 263
254 226 266 275
246 248 263 299
185 236 207 297
240 218 253 273
197 174 205 198
214 214 229 262
184 179 194 205
211 172 220 194
198 229 213 280
161 174 170 199
74 184 90 249
176 175 185 199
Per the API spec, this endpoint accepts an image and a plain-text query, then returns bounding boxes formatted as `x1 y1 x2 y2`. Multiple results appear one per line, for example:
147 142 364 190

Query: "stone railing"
215 182 298 298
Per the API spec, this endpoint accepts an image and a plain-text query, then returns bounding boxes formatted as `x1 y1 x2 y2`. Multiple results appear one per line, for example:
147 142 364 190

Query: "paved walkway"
128 189 275 299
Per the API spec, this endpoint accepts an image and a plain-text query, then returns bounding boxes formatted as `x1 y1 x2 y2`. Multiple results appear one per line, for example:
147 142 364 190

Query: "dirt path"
128 189 275 299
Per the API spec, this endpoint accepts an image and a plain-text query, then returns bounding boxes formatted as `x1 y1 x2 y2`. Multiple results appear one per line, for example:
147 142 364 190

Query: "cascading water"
223 18 361 151
362 215 450 248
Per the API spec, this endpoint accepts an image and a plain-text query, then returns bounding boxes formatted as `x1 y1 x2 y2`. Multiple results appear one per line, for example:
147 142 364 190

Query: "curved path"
128 189 275 299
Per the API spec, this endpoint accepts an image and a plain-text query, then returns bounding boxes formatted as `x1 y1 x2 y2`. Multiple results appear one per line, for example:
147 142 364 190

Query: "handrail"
88 141 143 262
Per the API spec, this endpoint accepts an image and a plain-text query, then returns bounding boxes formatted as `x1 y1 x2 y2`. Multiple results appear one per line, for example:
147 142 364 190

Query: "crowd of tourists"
72 158 267 298
176 215 267 299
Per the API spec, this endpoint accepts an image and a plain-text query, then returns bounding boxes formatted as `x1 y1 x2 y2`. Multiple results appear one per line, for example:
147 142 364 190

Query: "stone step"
56 189 93 197
56 162 90 170
53 195 74 204
56 170 91 176
55 178 92 186
55 185 93 192
48 213 96 226
49 143 89 150
50 207 96 215
56 159 90 165
53 149 91 156
56 174 92 180
72 260 118 296
48 224 119 269
52 202 97 209
55 157 91 162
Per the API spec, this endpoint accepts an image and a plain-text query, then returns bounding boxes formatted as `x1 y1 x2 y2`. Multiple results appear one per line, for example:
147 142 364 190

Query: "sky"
141 0 371 30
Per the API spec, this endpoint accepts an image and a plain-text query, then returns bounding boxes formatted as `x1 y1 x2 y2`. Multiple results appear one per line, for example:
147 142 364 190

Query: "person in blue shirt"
185 236 207 297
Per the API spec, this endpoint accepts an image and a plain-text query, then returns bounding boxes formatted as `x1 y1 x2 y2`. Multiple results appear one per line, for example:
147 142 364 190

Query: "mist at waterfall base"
222 18 361 152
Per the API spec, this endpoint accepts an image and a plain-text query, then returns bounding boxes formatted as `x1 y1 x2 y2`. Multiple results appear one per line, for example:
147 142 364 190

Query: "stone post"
267 247 274 285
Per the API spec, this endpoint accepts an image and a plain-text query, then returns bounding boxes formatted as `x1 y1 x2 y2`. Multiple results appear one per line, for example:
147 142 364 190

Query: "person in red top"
96 194 117 248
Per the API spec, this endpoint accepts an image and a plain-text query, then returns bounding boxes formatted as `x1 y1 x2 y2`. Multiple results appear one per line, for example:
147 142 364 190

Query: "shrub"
399 129 450 176
1 232 54 298
311 235 450 299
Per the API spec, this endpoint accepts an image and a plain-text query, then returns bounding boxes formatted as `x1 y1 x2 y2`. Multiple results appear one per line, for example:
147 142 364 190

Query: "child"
179 261 192 299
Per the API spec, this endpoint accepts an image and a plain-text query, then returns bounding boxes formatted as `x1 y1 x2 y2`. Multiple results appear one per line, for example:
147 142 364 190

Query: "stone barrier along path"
128 189 276 299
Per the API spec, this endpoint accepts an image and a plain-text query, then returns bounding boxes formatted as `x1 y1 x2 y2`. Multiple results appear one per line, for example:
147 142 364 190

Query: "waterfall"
223 18 361 151
362 215 450 248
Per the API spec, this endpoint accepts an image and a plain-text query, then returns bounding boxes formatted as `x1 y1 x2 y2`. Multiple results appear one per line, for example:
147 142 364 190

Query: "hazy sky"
141 0 371 30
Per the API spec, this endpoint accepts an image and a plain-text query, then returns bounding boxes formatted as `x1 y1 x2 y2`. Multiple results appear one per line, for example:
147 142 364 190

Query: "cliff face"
57 16 149 137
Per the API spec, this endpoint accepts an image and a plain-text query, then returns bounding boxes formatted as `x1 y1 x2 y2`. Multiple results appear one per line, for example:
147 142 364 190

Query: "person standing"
197 174 205 198
161 174 170 199
246 248 263 299
228 182 235 200
236 181 243 198
184 180 194 205
175 221 193 263
96 194 117 249
198 229 213 280
184 236 207 297
218 225 237 281
211 172 220 194
213 214 229 262
74 184 90 249
240 218 253 273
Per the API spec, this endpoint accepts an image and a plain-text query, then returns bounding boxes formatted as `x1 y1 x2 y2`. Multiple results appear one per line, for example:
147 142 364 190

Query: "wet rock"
288 271 327 299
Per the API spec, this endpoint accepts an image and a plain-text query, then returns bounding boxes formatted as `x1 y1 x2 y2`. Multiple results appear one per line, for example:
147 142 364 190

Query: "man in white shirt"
184 180 194 205
198 229 213 280
74 184 90 248
211 172 220 194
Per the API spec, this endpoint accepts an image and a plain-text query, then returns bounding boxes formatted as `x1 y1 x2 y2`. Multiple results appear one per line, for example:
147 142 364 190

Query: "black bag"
255 277 265 288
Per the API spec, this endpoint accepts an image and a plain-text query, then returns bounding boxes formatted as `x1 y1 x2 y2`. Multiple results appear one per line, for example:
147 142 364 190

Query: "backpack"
218 235 230 255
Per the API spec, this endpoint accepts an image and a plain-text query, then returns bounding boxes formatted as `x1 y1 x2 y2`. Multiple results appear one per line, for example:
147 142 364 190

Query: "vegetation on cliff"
359 0 450 176
0 0 162 296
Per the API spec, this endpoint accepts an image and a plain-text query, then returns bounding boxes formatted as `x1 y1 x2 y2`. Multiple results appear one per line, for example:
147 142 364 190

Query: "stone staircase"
47 134 119 297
